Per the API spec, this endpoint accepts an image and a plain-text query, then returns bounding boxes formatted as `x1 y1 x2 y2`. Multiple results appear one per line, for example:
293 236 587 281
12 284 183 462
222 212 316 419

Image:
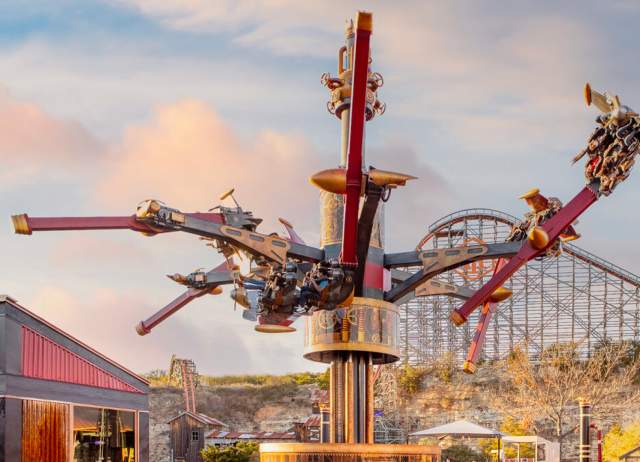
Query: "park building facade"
0 295 149 462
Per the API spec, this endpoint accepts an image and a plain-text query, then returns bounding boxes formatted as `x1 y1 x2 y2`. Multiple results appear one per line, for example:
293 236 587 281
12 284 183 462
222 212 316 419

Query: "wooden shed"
168 411 228 462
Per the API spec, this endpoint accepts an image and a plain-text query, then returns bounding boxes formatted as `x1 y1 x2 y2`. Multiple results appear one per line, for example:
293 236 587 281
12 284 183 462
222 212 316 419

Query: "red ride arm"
12 212 224 235
136 288 208 335
453 186 598 323
341 12 372 266
463 258 510 372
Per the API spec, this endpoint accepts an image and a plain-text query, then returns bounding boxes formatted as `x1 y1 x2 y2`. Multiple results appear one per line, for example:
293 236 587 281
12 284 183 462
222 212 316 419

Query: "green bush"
441 444 486 462
398 364 424 396
144 369 170 386
197 372 327 388
201 442 259 462
316 368 330 390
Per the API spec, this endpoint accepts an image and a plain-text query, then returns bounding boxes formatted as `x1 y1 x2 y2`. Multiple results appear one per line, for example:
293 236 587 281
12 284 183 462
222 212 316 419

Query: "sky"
2 0 640 377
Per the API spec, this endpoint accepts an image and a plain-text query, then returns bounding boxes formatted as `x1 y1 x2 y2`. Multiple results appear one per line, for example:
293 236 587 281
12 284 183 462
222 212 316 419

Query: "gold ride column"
304 297 399 444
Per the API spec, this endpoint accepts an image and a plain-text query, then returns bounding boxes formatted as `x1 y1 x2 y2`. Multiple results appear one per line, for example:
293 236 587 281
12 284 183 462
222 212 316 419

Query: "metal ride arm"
11 212 223 235
157 212 323 264
340 12 372 267
136 288 209 336
383 241 522 303
14 206 324 264
461 258 508 374
354 183 383 294
390 269 475 305
451 185 599 325
136 260 236 335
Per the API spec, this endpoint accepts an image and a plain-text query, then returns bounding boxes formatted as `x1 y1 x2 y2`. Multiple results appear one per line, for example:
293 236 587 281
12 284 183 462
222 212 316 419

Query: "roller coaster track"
398 208 640 364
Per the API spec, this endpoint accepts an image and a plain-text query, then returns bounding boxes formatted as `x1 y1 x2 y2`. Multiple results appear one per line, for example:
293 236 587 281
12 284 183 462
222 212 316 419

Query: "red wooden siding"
21 326 143 393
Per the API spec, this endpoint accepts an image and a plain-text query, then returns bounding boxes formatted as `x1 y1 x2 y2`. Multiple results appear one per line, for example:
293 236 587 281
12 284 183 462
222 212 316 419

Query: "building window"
73 406 136 462
192 431 200 442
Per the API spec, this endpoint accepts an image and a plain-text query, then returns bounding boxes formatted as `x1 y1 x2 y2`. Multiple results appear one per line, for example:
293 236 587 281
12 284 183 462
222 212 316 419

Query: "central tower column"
317 13 387 444
304 298 399 443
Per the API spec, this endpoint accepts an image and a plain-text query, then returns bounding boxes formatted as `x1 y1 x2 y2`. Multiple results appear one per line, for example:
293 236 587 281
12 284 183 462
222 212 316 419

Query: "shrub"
442 444 485 462
201 442 259 462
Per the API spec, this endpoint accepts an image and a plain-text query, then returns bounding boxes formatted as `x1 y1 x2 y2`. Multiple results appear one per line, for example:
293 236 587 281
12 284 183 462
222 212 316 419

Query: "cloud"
48 235 153 268
366 143 453 251
109 1 612 155
96 99 328 237
112 0 340 57
0 86 101 171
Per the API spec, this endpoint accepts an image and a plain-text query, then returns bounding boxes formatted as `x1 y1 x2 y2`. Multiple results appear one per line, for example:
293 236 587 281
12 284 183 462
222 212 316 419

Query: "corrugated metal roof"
206 430 297 440
303 415 321 427
2 295 148 385
22 326 143 393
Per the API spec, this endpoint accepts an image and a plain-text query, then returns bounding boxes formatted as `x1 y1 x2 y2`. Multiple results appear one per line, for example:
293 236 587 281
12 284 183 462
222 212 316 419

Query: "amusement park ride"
10 9 640 458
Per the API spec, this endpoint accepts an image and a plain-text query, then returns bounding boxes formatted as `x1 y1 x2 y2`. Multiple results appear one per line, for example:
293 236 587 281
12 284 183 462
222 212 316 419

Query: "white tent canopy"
410 420 503 438
503 435 560 462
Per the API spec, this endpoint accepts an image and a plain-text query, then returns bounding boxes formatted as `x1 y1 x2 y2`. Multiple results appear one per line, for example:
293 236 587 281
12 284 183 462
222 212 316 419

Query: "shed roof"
303 415 321 427
167 411 228 427
206 430 296 440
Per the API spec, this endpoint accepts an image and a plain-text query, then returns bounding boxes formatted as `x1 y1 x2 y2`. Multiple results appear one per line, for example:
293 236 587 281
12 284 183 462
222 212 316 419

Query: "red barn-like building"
0 295 149 462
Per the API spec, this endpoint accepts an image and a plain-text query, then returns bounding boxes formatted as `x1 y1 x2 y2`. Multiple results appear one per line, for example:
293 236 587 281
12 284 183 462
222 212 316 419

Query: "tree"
201 442 259 462
441 444 486 462
398 364 424 396
144 369 169 386
316 368 330 390
494 342 640 460
603 421 640 462
479 417 535 460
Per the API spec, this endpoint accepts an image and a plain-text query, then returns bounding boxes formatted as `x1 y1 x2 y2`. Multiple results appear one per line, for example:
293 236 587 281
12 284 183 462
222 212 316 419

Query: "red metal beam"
452 186 598 323
340 11 372 266
12 212 224 235
463 258 508 372
136 288 208 335
136 260 232 335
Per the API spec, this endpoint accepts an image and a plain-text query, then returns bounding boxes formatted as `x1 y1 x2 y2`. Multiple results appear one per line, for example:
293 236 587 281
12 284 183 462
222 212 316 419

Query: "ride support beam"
383 241 522 268
136 288 208 336
340 11 372 266
384 241 522 303
463 258 508 373
354 183 383 294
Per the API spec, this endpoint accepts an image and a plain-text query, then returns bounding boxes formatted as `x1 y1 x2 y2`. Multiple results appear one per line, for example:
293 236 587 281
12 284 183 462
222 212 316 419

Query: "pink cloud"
48 234 152 267
0 86 101 166
96 99 327 236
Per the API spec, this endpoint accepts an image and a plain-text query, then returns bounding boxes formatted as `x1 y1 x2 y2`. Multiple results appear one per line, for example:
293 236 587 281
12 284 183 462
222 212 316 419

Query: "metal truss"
399 209 640 364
